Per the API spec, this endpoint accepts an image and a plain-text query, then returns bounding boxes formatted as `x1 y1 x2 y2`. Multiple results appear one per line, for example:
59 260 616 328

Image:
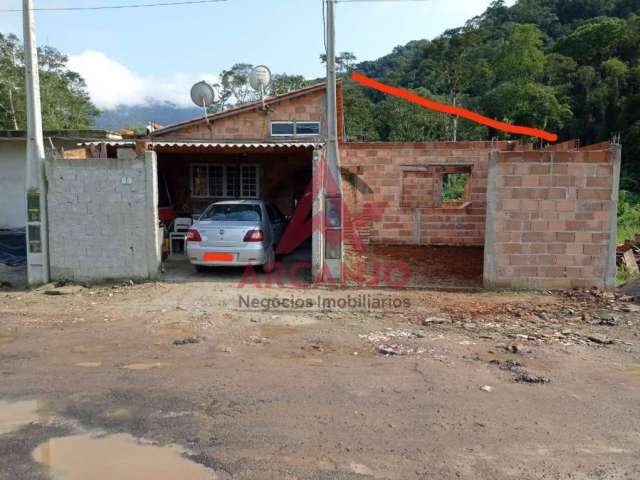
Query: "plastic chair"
169 217 192 256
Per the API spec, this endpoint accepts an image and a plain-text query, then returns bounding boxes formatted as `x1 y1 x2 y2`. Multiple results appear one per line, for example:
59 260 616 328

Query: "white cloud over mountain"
68 50 218 110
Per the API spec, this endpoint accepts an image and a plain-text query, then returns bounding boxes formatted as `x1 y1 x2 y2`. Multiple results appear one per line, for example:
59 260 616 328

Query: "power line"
0 0 227 13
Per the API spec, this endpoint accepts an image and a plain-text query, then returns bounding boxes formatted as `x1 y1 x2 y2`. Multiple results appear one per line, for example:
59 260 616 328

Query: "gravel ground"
0 279 639 479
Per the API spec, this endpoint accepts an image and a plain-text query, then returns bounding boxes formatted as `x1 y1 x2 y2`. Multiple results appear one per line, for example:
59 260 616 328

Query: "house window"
271 122 295 136
270 121 321 137
295 121 321 136
226 166 241 198
242 166 258 197
208 165 224 197
191 164 259 198
192 165 208 197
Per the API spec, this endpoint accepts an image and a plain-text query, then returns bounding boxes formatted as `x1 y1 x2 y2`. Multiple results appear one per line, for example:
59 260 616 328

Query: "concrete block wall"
340 142 520 247
46 152 161 282
484 147 621 290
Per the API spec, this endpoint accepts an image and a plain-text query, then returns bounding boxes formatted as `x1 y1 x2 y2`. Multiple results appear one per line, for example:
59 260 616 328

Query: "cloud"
67 50 218 110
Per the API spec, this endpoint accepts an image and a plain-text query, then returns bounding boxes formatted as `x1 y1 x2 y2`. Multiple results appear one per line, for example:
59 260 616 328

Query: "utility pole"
323 0 343 283
452 94 458 142
23 0 50 286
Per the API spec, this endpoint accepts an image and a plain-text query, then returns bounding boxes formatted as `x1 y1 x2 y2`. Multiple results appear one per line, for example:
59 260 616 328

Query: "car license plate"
203 252 234 262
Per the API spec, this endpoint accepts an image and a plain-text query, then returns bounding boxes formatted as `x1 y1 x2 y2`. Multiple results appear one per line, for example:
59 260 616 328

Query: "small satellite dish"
190 81 215 126
190 81 215 108
249 65 272 92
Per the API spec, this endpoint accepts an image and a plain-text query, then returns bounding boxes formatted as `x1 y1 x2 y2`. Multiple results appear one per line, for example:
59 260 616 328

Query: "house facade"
47 81 621 289
0 130 122 230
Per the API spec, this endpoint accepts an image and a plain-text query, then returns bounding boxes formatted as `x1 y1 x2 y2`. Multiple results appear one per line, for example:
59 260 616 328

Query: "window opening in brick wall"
441 172 469 204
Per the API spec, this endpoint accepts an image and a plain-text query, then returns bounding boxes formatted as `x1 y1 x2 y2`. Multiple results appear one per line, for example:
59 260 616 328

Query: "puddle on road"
32 433 216 479
0 399 46 435
121 362 170 370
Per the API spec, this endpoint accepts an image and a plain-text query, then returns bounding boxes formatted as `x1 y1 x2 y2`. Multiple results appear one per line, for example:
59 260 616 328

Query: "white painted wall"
0 140 26 229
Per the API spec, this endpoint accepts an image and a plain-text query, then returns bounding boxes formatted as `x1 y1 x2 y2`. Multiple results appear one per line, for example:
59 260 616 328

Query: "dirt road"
0 280 639 479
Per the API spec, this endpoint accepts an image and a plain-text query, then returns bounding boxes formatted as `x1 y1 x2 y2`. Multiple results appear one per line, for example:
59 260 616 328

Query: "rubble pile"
617 235 640 277
423 288 638 346
359 329 427 356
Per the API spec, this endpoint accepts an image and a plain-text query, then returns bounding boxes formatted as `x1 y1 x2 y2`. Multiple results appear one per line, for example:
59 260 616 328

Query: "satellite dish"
190 81 215 108
249 65 272 92
190 81 215 126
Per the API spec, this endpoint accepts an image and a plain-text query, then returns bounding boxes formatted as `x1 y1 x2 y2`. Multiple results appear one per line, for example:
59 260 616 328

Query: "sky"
0 0 515 109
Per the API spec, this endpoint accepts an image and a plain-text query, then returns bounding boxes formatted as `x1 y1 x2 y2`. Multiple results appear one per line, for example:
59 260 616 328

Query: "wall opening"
441 172 469 204
157 148 315 286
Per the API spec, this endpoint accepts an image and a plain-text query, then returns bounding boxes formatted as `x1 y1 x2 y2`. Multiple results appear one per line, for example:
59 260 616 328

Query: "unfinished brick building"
341 140 621 290
67 82 620 290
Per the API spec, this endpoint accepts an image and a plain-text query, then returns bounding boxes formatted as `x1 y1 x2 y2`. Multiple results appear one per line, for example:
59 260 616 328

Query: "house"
46 81 620 290
0 129 122 230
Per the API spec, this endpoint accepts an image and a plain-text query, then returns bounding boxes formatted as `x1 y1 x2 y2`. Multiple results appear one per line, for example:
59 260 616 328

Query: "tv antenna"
249 65 272 109
190 80 216 125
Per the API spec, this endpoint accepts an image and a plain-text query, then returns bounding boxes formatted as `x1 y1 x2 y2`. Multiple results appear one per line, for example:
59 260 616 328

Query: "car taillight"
186 228 201 242
243 229 264 242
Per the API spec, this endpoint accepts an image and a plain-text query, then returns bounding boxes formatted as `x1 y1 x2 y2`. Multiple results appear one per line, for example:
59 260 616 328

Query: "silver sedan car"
186 200 287 273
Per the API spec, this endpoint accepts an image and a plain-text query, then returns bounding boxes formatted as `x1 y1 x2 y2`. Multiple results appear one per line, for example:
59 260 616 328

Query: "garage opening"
155 144 315 286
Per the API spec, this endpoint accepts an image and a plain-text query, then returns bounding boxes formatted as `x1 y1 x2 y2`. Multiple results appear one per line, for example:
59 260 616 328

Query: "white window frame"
270 121 321 138
190 163 260 199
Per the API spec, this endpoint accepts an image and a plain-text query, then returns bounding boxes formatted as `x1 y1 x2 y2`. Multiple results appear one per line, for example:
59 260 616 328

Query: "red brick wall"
485 148 620 289
340 141 521 248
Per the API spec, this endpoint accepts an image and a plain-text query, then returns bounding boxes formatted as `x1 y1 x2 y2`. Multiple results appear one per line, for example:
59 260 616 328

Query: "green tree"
374 87 450 142
270 73 309 96
319 51 358 75
219 63 256 106
483 81 572 135
0 33 98 130
342 84 379 141
496 24 546 82
557 17 627 64
215 64 313 110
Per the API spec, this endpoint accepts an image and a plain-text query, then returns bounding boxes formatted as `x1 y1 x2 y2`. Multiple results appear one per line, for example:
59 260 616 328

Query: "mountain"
344 0 640 161
341 0 640 240
95 101 201 131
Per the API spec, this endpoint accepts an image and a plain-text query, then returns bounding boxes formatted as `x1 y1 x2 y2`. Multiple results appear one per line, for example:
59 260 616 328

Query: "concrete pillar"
143 150 161 279
312 148 324 282
605 144 622 289
483 151 498 289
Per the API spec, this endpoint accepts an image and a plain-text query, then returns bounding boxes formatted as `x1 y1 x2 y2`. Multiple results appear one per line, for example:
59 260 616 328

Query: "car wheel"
195 265 207 273
261 247 275 274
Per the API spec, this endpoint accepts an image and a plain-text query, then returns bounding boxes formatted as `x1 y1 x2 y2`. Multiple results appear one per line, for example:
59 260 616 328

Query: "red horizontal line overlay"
351 72 558 143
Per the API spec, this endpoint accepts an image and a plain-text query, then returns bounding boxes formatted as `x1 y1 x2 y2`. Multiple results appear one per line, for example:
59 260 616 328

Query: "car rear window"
201 204 262 222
